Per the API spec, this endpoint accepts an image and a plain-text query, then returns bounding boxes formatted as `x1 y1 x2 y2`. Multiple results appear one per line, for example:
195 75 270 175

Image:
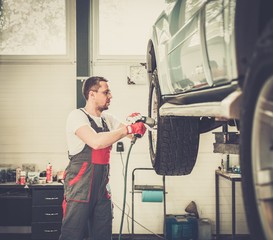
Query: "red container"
46 163 53 183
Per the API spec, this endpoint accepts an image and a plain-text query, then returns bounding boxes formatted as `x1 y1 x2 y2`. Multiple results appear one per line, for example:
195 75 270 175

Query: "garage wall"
0 63 75 172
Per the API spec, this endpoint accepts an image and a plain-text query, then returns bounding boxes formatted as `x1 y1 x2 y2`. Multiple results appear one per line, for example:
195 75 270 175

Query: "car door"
167 0 209 94
205 0 236 86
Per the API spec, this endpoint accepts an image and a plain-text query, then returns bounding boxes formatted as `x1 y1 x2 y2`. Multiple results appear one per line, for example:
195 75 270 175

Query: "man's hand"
126 122 146 137
126 112 142 124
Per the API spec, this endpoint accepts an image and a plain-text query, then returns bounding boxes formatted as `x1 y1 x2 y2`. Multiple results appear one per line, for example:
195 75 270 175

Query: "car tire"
240 19 273 240
148 69 200 175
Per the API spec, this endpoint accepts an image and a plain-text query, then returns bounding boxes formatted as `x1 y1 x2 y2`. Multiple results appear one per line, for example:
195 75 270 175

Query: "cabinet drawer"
32 222 61 239
32 206 62 222
32 189 63 206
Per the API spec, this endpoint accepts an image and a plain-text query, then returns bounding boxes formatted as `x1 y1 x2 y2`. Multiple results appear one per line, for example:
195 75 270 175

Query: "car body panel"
205 0 237 84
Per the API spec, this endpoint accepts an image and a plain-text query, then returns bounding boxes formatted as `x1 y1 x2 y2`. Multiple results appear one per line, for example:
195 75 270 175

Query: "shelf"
215 170 241 181
134 185 164 191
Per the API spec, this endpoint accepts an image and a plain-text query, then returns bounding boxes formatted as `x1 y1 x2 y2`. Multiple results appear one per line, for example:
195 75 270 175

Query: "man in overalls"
59 76 146 240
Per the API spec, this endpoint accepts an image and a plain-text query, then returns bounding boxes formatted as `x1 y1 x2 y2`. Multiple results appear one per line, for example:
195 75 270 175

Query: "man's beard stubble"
98 105 108 112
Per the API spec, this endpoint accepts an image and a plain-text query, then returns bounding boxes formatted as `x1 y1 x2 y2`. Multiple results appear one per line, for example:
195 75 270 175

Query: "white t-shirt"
66 108 122 155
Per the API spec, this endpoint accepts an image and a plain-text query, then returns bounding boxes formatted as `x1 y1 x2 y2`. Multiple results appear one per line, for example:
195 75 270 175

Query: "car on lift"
146 0 273 239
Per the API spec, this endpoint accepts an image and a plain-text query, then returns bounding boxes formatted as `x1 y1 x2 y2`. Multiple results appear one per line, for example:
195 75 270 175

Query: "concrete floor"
0 233 251 240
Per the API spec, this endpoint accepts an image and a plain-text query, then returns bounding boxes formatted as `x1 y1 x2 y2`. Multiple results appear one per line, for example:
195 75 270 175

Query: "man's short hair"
82 76 108 100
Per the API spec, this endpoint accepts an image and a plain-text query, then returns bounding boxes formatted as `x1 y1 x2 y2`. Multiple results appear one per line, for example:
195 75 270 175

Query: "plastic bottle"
16 167 21 184
46 162 53 183
198 218 212 240
20 171 26 185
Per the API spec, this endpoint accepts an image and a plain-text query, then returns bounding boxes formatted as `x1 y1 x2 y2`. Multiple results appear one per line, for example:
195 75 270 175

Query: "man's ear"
89 91 95 98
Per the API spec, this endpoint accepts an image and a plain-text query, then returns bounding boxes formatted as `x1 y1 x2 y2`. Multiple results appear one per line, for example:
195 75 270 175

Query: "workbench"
215 170 242 240
0 182 64 240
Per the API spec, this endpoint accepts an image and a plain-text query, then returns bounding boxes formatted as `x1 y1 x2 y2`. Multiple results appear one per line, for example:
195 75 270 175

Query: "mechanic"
59 76 146 240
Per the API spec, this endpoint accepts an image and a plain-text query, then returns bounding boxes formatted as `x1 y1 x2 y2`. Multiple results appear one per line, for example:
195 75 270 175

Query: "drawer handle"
44 229 58 233
45 197 59 200
45 213 59 216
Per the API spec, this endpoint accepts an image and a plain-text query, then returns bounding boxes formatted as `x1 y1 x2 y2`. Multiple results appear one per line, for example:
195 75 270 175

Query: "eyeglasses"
90 89 112 96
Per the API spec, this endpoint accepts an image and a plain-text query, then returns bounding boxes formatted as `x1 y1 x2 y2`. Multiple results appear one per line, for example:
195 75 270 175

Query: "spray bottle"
46 162 53 183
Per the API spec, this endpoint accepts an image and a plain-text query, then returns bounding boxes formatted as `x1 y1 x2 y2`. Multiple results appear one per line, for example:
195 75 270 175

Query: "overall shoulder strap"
79 108 109 132
101 117 110 132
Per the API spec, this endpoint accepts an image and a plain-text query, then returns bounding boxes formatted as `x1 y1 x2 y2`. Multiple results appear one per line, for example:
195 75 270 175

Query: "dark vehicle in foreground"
146 0 273 239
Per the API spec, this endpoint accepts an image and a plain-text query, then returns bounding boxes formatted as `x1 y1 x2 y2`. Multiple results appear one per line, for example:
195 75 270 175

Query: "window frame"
92 0 147 63
0 0 76 64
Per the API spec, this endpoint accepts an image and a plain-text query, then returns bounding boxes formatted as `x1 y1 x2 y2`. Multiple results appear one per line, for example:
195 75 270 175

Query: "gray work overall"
59 112 113 240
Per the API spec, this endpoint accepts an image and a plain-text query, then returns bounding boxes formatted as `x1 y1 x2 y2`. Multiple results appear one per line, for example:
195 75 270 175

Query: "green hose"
118 136 137 240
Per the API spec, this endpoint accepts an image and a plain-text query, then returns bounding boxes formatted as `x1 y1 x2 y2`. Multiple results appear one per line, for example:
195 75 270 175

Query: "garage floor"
0 233 251 240
112 234 251 239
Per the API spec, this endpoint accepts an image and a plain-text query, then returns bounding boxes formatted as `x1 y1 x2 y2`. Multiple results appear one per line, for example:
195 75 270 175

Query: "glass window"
0 0 66 55
97 0 165 57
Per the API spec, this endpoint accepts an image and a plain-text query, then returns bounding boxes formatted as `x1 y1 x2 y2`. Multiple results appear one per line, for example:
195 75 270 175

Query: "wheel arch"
146 40 157 82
